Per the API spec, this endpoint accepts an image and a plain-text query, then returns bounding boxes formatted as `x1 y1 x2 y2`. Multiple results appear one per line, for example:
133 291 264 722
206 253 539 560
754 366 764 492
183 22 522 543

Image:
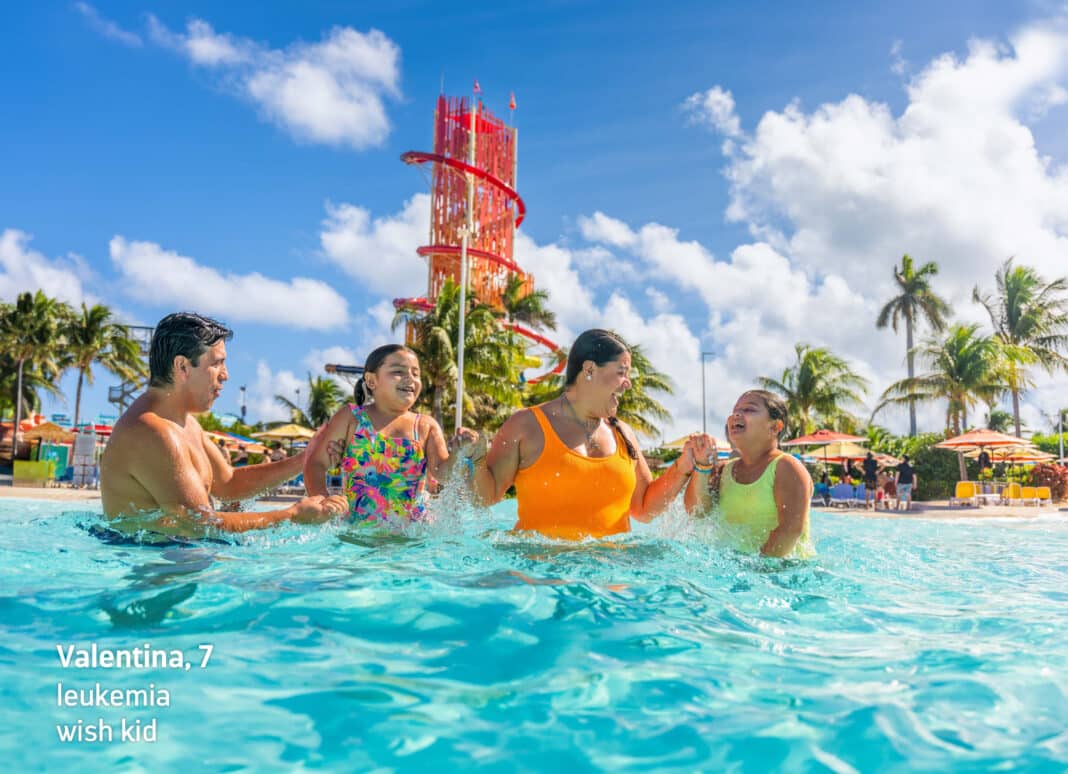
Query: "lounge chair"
828 482 860 507
1019 486 1040 506
812 482 831 507
1035 486 1053 506
1001 482 1023 506
949 481 978 506
278 474 305 496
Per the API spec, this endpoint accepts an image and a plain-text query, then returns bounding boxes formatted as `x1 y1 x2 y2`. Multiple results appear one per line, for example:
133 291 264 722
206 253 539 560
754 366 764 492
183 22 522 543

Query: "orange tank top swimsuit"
513 405 637 540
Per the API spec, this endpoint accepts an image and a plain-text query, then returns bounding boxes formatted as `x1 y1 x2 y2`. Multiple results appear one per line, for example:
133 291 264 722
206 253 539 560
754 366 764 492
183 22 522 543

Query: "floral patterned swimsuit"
340 404 428 524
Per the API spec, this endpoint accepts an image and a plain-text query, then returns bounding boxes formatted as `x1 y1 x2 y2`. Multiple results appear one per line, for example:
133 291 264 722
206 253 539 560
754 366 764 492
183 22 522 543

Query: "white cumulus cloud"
319 194 429 297
74 2 142 47
108 236 349 331
0 229 91 306
146 16 401 149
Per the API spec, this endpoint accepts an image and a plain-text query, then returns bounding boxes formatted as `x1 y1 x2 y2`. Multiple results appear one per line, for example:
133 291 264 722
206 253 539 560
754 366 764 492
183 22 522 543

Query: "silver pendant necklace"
562 395 601 451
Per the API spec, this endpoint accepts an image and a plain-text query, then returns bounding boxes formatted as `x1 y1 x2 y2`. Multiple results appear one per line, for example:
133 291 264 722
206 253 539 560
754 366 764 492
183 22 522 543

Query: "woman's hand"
681 433 717 473
450 427 486 463
683 431 717 467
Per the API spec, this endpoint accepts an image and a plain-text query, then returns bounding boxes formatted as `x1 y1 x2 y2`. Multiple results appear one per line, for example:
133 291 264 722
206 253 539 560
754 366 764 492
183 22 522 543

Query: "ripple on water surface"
0 498 1066 771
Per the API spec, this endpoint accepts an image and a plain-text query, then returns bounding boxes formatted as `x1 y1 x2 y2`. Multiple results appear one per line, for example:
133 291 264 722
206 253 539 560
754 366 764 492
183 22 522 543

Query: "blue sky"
3 1 1067 440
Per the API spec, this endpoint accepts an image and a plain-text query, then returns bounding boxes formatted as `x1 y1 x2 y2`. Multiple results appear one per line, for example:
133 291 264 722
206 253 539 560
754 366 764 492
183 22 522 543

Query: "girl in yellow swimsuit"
686 390 814 558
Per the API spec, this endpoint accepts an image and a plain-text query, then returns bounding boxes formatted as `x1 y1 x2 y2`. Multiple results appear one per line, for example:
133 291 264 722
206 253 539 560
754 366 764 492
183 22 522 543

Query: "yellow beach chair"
949 481 977 506
1020 486 1040 506
1035 486 1053 506
1001 482 1023 506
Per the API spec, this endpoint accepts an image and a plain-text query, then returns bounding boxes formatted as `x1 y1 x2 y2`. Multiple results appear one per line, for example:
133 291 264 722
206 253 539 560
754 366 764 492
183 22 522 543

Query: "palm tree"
275 373 344 427
501 274 557 332
0 292 70 446
874 323 1005 434
616 342 673 439
63 303 147 426
985 408 1014 434
758 344 869 436
973 258 1068 437
393 279 525 431
876 254 951 436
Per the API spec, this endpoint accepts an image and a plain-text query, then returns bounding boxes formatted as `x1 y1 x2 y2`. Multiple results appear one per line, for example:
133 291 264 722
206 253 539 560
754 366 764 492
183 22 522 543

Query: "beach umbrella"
781 429 866 447
662 434 731 458
965 446 1053 463
935 428 1034 481
252 424 316 450
252 424 316 441
782 429 867 472
934 428 1030 451
22 422 75 443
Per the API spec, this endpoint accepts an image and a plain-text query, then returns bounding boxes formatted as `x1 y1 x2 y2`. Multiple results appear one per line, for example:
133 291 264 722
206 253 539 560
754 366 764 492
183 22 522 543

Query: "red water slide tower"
394 92 561 378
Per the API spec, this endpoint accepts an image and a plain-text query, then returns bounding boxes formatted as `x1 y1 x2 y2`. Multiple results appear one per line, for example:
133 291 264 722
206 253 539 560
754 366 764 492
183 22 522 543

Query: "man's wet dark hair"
564 329 637 460
354 344 416 406
741 389 789 441
149 312 233 388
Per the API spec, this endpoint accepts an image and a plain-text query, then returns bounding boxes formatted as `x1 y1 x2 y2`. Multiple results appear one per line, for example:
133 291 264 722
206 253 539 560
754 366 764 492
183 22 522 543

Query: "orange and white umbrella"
934 428 1030 451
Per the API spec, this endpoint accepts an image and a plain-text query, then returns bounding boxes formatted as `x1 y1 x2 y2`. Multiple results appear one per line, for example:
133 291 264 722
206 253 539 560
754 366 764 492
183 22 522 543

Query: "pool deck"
0 477 1064 518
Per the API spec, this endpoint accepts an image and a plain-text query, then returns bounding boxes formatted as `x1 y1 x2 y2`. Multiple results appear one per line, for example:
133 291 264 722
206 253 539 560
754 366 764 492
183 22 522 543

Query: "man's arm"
128 427 344 532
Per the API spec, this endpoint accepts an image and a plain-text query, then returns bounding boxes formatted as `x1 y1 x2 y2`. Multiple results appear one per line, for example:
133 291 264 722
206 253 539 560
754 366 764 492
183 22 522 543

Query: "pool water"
2 496 1067 771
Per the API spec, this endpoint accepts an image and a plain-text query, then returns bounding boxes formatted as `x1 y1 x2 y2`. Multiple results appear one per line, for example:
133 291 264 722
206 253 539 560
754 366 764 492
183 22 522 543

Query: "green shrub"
910 445 975 501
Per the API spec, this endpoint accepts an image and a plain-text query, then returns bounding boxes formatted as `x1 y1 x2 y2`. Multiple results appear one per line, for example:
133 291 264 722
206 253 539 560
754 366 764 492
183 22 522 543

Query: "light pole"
700 351 714 434
239 385 246 424
1060 408 1065 463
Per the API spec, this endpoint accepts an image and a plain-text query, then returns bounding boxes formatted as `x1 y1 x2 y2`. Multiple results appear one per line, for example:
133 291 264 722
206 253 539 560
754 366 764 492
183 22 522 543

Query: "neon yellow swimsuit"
717 454 813 557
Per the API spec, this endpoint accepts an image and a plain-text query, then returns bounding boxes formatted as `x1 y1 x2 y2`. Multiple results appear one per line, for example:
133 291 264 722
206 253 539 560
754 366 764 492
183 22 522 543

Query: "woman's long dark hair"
565 329 637 460
354 344 415 406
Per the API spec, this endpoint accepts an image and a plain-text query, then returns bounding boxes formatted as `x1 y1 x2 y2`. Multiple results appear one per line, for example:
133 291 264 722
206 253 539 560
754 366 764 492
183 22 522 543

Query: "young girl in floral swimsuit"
304 345 482 525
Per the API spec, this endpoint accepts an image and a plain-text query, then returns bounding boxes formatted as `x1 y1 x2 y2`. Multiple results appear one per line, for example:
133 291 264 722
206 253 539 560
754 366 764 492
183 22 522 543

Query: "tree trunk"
74 369 84 427
1011 388 1022 437
13 359 24 461
433 383 444 430
957 450 967 482
906 317 916 436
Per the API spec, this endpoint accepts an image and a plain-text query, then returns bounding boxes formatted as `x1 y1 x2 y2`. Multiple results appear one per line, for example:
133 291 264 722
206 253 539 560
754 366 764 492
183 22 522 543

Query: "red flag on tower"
509 91 517 110
473 79 481 94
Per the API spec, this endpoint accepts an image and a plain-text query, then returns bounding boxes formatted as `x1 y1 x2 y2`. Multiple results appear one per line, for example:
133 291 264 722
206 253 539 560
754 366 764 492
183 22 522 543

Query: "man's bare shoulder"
108 401 197 462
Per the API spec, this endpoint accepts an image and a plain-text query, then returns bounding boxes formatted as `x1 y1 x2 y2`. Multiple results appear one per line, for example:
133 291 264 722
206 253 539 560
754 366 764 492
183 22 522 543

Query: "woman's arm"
302 408 352 497
763 454 812 557
470 411 530 506
628 430 710 522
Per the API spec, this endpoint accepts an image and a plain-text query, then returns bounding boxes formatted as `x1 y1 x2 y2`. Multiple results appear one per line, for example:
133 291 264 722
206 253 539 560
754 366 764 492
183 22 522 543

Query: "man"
861 451 880 510
101 312 346 532
895 454 918 511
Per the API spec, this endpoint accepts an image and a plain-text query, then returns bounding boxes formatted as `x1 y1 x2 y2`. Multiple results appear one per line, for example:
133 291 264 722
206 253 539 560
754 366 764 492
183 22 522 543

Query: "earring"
586 372 592 381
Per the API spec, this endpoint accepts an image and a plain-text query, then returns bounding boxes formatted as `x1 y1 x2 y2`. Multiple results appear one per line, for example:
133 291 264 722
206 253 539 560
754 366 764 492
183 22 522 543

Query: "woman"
305 344 480 525
685 389 813 557
470 329 714 539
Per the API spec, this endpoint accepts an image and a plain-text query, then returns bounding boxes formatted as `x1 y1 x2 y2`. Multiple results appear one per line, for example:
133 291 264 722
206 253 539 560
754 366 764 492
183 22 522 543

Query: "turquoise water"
2 497 1067 772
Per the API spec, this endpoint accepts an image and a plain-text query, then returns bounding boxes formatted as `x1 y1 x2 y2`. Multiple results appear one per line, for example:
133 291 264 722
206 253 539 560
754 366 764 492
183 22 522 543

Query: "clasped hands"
448 427 486 464
677 433 717 475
